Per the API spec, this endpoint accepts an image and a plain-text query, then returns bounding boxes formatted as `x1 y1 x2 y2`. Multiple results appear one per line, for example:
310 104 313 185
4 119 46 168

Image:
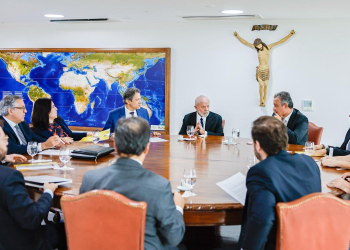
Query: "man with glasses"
0 95 62 154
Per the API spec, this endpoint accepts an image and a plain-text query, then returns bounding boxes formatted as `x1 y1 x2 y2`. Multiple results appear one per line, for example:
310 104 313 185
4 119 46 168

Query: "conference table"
22 135 346 226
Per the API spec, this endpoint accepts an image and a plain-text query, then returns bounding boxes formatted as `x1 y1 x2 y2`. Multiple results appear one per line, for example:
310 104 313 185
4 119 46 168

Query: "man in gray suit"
80 117 185 249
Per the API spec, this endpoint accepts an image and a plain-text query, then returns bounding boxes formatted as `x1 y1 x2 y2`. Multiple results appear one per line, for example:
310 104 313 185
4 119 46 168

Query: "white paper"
38 149 60 156
149 137 168 143
24 175 72 188
216 172 247 205
31 159 52 163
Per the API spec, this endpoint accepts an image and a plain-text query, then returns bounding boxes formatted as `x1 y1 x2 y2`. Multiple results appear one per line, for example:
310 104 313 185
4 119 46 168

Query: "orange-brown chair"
61 190 147 250
308 122 323 145
276 193 350 250
222 119 226 130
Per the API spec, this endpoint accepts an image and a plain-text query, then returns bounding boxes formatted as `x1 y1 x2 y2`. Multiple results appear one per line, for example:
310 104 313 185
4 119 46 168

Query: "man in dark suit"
103 88 160 136
238 116 321 250
272 91 308 145
0 95 62 154
179 95 224 136
80 117 185 249
0 124 66 250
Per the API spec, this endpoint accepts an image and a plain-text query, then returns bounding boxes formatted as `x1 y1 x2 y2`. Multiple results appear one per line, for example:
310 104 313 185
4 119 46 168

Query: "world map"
0 51 166 130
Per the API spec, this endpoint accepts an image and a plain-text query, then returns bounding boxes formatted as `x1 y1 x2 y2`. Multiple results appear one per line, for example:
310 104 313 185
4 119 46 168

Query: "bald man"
179 95 224 136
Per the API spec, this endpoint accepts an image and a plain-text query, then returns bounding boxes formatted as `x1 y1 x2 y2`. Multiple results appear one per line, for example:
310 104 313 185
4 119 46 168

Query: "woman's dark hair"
32 98 60 130
114 117 150 156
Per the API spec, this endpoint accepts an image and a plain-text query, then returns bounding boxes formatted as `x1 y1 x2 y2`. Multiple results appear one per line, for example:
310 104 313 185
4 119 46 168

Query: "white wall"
0 19 349 145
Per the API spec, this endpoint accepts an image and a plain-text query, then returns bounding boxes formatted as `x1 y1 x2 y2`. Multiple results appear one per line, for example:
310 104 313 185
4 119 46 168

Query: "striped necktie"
14 125 27 145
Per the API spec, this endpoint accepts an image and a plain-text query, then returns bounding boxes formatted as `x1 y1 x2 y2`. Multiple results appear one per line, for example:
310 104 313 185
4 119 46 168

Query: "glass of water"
27 141 38 162
91 131 100 145
59 147 73 170
305 141 315 156
232 128 240 145
187 125 195 139
183 168 197 196
247 155 257 169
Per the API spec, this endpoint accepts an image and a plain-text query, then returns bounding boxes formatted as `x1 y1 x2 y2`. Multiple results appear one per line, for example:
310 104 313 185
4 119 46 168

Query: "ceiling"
1 0 350 24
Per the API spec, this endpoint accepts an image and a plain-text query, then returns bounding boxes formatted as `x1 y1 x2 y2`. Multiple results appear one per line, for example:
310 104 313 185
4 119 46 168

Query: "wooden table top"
22 135 346 226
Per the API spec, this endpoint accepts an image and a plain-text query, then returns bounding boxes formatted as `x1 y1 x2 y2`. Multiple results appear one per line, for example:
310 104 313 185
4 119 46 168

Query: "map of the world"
0 51 166 130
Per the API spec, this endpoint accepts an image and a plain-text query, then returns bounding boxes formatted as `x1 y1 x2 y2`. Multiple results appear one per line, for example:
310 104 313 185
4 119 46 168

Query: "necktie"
282 118 287 126
14 125 27 145
200 117 204 128
130 112 134 117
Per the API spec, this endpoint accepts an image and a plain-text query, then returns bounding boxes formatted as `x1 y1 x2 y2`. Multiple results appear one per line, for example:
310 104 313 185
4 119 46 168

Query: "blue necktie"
200 117 204 128
14 125 27 145
130 112 134 117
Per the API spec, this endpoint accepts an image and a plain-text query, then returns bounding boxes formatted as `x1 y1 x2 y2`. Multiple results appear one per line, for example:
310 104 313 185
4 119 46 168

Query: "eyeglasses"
13 107 27 111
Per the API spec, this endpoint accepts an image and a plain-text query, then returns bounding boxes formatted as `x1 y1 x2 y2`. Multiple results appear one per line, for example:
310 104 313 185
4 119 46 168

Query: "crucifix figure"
234 30 295 107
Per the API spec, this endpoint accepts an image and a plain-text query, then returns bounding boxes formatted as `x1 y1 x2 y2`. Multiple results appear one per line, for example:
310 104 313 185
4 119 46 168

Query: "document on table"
216 172 247 205
150 137 168 143
24 175 72 188
38 149 61 156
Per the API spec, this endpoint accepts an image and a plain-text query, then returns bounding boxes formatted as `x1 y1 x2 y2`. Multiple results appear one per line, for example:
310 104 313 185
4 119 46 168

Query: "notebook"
24 175 72 188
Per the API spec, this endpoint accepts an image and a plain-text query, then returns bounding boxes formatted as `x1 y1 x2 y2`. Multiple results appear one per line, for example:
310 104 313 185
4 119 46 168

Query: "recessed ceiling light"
221 10 243 14
44 14 64 18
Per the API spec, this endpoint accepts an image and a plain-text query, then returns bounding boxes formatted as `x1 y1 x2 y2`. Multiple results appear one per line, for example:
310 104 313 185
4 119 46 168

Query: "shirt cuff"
176 205 183 215
205 131 208 136
37 143 42 152
44 189 54 198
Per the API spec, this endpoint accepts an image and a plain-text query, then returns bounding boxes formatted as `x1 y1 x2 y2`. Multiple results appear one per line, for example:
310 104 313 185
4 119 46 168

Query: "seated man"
80 117 185 249
179 95 224 136
238 116 321 250
272 91 308 145
0 95 62 154
103 87 160 136
0 123 66 250
314 121 350 156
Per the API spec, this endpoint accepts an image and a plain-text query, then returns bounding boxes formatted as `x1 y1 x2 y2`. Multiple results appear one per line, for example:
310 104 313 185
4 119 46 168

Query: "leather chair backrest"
222 119 226 130
61 190 147 250
308 122 323 145
276 193 350 250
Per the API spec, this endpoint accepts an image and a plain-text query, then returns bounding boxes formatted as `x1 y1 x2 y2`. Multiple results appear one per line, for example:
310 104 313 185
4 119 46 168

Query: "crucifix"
234 30 295 107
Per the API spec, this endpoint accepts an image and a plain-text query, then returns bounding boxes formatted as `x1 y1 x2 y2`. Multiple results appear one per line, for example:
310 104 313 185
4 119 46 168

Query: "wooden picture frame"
0 48 171 134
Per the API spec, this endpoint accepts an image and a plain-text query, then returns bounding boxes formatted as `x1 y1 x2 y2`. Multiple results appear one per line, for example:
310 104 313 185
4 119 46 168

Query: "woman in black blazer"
32 98 90 142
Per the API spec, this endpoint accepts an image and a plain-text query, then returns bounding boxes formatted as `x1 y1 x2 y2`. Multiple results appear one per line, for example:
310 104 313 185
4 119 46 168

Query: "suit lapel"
120 105 126 117
1 117 20 144
286 109 296 129
19 122 29 142
190 112 197 126
205 113 213 130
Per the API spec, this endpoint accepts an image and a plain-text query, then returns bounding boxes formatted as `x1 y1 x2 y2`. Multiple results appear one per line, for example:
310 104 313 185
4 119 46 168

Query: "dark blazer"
326 128 350 156
0 165 53 250
238 150 321 250
178 111 224 136
0 116 46 155
80 158 185 250
33 118 87 141
273 109 308 145
103 105 150 132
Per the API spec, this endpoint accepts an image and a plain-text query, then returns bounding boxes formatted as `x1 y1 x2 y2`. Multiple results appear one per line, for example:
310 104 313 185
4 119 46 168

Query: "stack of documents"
216 172 247 205
80 129 110 142
24 175 72 188
14 162 59 171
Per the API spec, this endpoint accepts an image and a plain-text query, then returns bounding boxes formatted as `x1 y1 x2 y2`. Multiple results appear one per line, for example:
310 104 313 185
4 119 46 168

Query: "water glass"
247 155 257 169
59 147 73 170
183 168 197 196
232 128 240 145
305 141 315 156
91 131 100 144
27 141 38 162
187 125 195 139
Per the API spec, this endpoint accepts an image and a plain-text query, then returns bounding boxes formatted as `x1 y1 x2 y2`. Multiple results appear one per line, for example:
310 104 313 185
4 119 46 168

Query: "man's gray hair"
0 95 23 116
274 91 293 108
195 95 210 106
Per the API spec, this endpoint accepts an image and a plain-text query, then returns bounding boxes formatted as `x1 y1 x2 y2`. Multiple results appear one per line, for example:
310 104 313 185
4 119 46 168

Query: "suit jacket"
178 111 224 136
327 128 350 156
238 150 321 250
33 118 87 141
103 106 150 132
80 158 185 250
0 165 53 250
0 116 46 155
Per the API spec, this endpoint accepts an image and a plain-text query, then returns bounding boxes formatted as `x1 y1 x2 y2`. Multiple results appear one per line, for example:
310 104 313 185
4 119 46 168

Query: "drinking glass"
183 168 197 196
91 131 100 144
232 128 240 145
247 155 257 169
59 147 73 170
27 141 38 162
187 126 195 139
305 141 315 156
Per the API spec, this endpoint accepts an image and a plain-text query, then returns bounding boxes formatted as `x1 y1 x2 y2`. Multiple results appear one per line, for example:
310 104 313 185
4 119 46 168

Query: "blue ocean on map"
0 52 166 129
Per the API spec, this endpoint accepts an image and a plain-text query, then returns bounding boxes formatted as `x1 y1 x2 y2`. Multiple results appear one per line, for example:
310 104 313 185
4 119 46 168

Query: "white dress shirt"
282 110 293 126
125 106 138 118
197 112 209 136
3 117 43 151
